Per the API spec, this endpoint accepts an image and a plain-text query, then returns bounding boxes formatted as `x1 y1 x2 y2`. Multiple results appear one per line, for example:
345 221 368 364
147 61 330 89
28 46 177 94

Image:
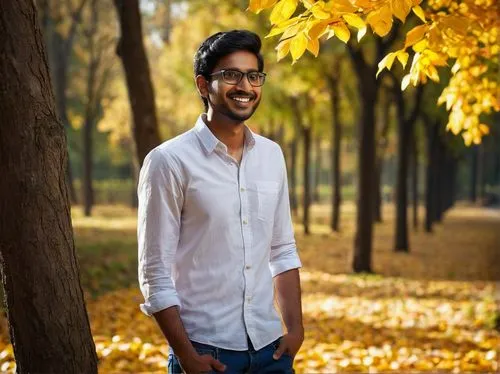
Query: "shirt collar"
194 114 256 155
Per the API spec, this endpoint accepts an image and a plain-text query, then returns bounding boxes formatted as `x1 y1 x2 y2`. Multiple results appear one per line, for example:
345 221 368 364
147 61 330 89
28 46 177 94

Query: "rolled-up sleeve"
137 148 183 316
269 147 302 277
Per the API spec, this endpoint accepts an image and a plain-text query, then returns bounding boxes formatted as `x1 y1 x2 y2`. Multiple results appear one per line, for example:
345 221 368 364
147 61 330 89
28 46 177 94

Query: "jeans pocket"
167 354 184 374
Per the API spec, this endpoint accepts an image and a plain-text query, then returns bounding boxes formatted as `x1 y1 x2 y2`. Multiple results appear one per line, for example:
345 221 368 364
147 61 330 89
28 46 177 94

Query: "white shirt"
137 114 302 351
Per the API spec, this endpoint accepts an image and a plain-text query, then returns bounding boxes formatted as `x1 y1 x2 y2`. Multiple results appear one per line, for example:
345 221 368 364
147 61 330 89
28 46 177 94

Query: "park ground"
0 202 499 373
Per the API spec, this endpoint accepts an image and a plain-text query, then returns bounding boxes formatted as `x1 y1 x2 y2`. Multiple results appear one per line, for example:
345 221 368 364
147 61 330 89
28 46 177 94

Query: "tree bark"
374 87 391 223
410 126 419 230
82 0 99 217
393 83 423 252
327 71 342 232
302 127 312 235
0 1 97 372
313 136 321 203
470 145 478 202
348 50 376 273
113 0 161 166
44 0 88 205
289 137 299 216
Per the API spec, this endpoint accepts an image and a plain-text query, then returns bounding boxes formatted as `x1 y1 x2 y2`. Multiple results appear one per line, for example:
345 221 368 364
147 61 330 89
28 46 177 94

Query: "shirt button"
245 265 251 270
243 219 248 225
240 187 245 192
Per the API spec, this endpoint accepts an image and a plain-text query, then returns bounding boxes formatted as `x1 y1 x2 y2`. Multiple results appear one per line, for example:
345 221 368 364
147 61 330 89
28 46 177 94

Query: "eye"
224 70 240 80
248 72 260 83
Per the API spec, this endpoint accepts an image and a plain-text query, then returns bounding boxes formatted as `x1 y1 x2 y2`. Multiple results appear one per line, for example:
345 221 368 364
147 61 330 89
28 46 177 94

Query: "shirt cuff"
140 291 181 316
269 252 302 277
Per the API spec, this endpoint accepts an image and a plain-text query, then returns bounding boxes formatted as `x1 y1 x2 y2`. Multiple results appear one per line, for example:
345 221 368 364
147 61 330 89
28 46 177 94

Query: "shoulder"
142 129 197 174
252 133 283 155
146 129 196 162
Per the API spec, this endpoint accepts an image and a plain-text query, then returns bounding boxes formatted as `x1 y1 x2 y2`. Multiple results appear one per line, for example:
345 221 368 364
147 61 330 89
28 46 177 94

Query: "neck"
204 110 245 152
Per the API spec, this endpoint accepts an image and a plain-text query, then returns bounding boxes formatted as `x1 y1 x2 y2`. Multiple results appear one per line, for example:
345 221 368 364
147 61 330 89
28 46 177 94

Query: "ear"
195 75 209 99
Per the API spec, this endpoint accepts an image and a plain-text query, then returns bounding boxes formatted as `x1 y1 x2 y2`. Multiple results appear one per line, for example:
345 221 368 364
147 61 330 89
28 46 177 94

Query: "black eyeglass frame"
208 69 267 87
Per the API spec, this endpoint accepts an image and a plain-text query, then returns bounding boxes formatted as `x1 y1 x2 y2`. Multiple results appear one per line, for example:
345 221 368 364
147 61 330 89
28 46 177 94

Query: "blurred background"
1 0 499 372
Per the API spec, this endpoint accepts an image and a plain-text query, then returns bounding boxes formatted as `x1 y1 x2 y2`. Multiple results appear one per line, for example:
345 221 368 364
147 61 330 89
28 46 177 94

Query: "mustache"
227 91 256 100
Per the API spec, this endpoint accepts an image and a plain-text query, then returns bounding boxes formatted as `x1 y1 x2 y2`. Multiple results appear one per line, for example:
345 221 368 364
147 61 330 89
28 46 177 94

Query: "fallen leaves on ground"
0 204 498 372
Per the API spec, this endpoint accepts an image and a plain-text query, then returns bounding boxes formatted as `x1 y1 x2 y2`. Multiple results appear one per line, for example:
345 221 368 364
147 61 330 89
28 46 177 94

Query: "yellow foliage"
247 0 500 145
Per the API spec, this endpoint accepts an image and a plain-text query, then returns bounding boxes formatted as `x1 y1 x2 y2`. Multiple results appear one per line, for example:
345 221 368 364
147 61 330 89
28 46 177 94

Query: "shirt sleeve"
137 148 184 316
269 146 302 277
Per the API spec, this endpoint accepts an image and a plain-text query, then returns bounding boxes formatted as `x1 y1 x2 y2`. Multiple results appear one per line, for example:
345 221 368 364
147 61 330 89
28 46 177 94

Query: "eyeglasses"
209 69 267 87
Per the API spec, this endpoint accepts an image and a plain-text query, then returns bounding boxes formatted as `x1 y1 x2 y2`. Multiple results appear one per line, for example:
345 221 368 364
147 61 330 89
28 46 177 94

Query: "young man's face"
204 50 262 123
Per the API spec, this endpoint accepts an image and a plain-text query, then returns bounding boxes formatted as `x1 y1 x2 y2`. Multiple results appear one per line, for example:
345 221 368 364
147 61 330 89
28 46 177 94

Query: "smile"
231 96 252 103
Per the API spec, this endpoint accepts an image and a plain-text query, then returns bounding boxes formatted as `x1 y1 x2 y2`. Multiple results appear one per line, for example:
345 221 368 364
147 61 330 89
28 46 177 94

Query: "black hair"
193 29 264 112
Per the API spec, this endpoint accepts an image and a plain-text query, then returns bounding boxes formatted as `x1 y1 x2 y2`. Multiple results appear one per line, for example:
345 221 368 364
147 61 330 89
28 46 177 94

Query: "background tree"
0 1 97 371
113 0 161 166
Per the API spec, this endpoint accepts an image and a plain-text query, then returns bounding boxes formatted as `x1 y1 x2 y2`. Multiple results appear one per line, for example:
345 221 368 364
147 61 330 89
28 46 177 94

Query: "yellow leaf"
307 37 320 57
401 74 411 90
390 0 411 23
440 15 469 36
266 17 299 38
302 0 315 9
412 38 427 52
404 24 428 48
343 13 366 29
412 5 425 22
376 52 397 78
280 22 302 40
308 20 329 39
366 5 393 37
357 26 367 41
247 0 278 13
276 39 291 61
311 2 332 19
462 131 473 146
290 32 308 61
426 65 440 82
270 0 298 25
396 50 409 68
329 0 358 13
479 124 489 135
332 21 351 43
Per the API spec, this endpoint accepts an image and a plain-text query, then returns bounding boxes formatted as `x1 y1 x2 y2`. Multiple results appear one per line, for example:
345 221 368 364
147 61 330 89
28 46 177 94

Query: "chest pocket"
256 181 280 221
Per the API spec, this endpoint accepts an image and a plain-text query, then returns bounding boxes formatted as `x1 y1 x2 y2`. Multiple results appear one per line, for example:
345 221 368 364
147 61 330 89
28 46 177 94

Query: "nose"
236 73 253 91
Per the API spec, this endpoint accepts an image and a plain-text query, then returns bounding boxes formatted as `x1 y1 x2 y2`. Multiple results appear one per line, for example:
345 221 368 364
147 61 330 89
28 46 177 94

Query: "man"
138 30 303 374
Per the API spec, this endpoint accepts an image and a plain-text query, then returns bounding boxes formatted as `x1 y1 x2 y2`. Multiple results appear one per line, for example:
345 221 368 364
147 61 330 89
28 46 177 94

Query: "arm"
138 149 225 373
269 147 304 359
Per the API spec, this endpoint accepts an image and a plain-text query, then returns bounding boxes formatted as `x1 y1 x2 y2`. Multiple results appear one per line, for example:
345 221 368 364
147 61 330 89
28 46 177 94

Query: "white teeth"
232 97 251 103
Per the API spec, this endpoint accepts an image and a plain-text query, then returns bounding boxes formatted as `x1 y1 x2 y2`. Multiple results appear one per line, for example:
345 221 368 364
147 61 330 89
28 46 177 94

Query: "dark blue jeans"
167 337 294 374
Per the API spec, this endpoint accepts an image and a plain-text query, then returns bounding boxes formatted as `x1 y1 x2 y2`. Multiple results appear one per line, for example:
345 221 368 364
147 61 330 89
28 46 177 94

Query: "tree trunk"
374 88 391 223
113 0 161 166
393 83 423 251
44 0 88 205
302 127 312 235
328 72 342 232
353 72 376 272
394 120 410 252
477 144 486 202
289 137 298 216
0 2 97 372
470 146 478 202
82 0 98 217
424 121 435 233
313 137 321 203
347 29 400 272
435 138 444 222
411 127 419 230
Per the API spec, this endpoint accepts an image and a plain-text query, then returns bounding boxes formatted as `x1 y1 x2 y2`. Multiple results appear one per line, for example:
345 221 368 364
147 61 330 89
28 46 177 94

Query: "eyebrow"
223 68 260 73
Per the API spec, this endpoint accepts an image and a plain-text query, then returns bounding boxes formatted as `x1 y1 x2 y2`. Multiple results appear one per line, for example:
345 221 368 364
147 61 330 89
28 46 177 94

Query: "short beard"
210 96 261 123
